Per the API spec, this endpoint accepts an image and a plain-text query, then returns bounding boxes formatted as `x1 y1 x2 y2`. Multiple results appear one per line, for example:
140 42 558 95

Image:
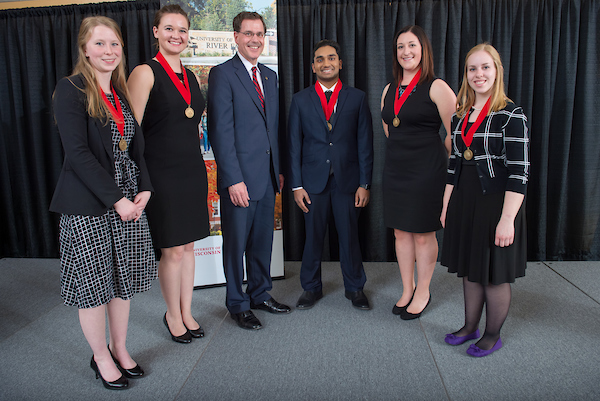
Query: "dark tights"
452 277 511 350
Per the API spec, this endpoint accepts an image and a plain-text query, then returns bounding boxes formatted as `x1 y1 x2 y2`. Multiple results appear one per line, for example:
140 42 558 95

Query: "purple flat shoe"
466 338 503 357
444 329 480 346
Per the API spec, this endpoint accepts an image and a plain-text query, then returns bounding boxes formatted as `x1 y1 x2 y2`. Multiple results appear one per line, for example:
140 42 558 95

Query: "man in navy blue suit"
288 40 374 310
208 12 290 330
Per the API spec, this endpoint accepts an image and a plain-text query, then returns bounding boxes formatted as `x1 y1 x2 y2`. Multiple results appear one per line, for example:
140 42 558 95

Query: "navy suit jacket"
207 54 280 200
50 75 153 216
287 83 373 194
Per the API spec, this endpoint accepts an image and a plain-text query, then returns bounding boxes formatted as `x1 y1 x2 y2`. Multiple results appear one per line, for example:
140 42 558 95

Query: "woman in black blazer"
51 16 156 389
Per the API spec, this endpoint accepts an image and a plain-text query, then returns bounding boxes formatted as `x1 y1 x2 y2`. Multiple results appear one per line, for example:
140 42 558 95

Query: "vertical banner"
165 0 282 287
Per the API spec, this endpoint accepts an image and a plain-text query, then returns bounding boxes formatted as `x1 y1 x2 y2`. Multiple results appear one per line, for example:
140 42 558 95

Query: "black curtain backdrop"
277 0 600 261
1 0 599 262
0 0 160 258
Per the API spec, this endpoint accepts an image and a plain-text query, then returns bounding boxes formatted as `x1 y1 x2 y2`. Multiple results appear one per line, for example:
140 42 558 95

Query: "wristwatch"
360 184 370 190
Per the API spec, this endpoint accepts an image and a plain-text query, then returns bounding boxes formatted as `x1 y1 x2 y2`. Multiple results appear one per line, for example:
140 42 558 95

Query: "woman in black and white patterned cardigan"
441 43 530 358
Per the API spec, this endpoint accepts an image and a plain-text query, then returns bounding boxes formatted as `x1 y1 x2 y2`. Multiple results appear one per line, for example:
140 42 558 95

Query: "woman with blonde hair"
51 16 156 388
441 43 530 357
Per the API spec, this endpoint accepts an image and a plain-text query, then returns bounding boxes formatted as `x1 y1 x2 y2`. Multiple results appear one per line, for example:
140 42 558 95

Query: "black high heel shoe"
90 356 129 390
163 313 192 343
184 323 205 338
108 345 145 378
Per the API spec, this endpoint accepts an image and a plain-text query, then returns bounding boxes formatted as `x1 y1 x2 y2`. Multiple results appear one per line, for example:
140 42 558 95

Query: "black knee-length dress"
441 103 530 285
141 60 210 249
381 79 448 233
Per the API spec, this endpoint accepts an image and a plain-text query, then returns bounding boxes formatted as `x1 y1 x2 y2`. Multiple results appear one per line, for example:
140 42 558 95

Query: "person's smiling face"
466 50 497 98
312 45 342 87
396 31 422 73
84 24 122 77
234 19 265 64
153 13 189 56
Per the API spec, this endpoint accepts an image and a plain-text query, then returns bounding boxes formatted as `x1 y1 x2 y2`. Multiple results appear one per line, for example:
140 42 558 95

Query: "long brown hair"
456 43 511 118
391 25 435 87
71 16 131 122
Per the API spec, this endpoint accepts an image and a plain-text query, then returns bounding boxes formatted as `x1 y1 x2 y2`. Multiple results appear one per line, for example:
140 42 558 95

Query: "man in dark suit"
207 12 290 330
287 40 374 310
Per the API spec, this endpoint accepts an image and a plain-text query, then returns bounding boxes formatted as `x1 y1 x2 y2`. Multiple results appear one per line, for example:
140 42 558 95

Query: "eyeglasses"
239 31 265 39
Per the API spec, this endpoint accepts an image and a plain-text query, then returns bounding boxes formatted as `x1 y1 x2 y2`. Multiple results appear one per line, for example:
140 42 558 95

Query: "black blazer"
50 74 153 216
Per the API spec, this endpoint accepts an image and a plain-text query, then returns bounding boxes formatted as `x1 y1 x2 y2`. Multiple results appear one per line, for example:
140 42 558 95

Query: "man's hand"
293 188 311 213
279 174 285 192
355 187 370 208
228 182 250 207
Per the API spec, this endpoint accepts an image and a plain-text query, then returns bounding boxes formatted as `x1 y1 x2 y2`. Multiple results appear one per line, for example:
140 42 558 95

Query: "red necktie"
252 66 265 111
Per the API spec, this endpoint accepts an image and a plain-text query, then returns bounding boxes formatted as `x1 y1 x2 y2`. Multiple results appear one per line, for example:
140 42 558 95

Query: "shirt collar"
317 80 338 92
238 52 259 75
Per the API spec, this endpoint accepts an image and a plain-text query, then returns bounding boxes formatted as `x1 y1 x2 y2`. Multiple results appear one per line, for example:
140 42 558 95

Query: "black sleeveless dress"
381 79 448 233
141 60 210 248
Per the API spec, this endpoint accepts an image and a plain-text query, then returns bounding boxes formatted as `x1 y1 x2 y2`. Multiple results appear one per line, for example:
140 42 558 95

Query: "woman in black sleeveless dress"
380 26 456 320
128 5 209 344
441 44 529 357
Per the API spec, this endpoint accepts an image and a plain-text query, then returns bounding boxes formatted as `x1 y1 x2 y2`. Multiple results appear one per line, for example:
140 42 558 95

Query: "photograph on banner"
166 0 283 286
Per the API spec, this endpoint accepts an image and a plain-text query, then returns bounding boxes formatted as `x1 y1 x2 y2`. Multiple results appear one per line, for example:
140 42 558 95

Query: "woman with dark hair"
128 4 209 344
441 43 529 357
51 16 156 389
380 25 456 320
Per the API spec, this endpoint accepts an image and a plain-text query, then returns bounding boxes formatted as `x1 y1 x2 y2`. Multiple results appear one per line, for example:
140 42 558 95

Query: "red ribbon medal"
315 80 342 131
460 96 492 160
392 68 421 127
156 51 194 118
99 83 127 151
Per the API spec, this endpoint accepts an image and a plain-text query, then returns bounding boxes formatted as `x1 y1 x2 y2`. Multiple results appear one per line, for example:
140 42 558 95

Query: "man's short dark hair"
233 12 267 33
313 39 342 60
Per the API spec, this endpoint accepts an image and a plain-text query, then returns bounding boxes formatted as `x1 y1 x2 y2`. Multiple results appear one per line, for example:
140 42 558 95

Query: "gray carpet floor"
1 258 599 400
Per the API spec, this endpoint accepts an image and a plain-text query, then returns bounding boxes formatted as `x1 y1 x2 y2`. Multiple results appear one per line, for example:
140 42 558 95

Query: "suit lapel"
309 86 328 129
97 119 114 157
233 55 266 119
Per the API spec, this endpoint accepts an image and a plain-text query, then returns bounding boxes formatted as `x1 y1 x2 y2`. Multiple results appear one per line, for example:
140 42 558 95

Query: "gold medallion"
327 122 332 131
119 138 127 151
393 117 400 127
185 106 195 119
464 148 473 160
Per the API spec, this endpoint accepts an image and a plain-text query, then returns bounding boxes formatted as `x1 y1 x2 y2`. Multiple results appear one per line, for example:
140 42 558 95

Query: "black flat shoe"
392 291 415 315
90 356 129 390
400 295 431 320
108 346 145 379
163 313 192 343
185 324 205 338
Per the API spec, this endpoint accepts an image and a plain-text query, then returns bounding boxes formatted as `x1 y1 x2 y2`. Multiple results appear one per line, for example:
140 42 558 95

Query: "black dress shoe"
163 313 192 343
185 324 205 338
345 290 371 310
231 310 263 330
108 345 144 379
296 290 323 309
400 295 431 320
90 356 129 390
250 297 292 314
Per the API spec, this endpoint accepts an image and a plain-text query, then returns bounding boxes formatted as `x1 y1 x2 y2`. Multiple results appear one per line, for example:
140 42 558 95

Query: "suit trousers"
220 186 275 314
300 174 367 292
